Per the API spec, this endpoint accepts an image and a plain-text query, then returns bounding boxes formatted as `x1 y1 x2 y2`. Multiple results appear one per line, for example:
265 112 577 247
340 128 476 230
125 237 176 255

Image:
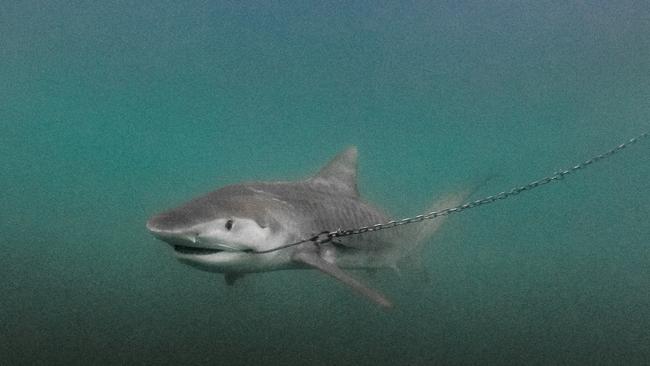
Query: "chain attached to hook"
252 131 648 254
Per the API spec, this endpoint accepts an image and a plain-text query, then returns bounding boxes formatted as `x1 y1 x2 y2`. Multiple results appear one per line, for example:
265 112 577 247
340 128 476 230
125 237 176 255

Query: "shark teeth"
173 245 223 255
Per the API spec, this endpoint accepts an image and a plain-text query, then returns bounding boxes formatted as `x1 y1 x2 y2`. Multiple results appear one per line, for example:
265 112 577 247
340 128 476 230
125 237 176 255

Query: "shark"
146 147 468 308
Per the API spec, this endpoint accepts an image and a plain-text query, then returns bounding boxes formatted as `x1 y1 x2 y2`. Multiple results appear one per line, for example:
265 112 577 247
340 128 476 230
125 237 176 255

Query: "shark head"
146 184 299 273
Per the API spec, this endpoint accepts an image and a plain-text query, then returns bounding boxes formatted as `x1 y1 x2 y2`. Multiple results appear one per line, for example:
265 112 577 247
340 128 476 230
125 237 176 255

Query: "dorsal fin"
308 146 359 196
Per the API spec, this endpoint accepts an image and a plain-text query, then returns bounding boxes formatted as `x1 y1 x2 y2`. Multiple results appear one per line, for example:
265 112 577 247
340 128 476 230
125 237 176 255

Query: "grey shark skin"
147 147 467 308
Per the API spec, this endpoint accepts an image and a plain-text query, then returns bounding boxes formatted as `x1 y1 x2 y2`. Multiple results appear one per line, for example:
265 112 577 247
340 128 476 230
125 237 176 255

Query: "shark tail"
415 191 471 248
393 185 481 271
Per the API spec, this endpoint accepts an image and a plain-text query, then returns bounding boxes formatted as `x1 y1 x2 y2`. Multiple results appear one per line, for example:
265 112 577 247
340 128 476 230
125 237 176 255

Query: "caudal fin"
404 190 472 256
397 179 491 263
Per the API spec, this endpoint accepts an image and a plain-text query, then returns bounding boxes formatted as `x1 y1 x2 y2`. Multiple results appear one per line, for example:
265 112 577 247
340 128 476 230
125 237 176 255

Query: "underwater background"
2 1 649 365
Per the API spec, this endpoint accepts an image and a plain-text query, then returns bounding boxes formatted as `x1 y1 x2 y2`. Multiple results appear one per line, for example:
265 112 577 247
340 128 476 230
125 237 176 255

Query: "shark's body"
147 147 466 307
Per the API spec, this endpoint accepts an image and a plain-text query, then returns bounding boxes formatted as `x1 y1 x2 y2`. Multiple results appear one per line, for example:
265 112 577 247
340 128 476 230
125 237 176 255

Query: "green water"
2 1 649 365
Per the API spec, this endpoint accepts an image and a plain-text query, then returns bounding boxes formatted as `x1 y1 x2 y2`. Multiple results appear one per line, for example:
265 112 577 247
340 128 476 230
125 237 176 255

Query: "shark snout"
146 216 166 234
146 217 197 244
146 216 168 237
146 216 245 253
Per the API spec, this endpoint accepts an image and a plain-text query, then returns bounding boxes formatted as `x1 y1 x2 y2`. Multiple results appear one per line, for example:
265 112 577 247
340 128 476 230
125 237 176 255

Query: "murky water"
2 2 649 365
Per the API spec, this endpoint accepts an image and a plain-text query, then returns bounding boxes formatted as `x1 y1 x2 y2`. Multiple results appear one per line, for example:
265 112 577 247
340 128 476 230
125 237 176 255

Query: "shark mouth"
173 245 223 255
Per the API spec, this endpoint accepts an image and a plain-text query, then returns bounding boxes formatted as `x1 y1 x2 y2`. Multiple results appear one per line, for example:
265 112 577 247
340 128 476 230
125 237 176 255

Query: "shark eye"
225 219 234 231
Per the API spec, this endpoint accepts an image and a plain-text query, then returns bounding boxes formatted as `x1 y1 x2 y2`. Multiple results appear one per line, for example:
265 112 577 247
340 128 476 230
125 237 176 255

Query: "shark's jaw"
173 247 294 273
171 244 225 255
173 248 258 272
146 219 293 273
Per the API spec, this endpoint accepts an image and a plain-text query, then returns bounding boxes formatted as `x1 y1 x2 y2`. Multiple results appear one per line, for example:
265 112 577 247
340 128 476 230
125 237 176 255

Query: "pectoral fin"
292 249 393 308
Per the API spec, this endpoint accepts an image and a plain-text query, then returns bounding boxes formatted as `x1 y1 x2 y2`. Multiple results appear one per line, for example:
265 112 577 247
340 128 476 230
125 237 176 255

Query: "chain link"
253 132 648 254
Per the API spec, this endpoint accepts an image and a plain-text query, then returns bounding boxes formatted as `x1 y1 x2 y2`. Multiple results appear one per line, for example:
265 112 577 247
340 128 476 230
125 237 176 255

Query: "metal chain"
253 131 648 254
